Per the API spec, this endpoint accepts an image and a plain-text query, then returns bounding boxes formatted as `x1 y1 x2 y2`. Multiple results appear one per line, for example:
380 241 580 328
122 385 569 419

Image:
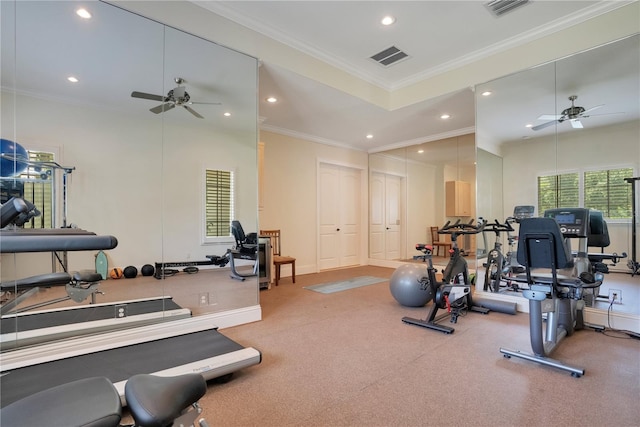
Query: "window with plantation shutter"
537 173 579 214
205 169 234 238
0 150 55 228
584 168 633 219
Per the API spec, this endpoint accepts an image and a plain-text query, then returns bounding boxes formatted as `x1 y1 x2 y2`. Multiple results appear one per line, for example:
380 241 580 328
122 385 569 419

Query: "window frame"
201 165 236 245
536 164 636 223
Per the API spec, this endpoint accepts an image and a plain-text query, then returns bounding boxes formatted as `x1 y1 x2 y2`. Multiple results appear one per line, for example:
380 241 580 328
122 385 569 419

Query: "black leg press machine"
500 208 605 377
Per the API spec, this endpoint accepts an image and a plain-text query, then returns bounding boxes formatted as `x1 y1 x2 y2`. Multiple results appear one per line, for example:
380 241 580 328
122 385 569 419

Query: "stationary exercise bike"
500 209 605 377
482 218 515 293
0 373 210 427
403 219 490 334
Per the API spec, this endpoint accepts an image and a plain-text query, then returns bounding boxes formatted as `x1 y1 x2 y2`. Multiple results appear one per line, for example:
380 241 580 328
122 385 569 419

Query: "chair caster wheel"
503 354 511 359
571 372 582 378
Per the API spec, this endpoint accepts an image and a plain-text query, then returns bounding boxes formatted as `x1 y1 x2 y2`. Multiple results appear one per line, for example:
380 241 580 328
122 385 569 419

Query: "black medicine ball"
123 266 138 279
141 264 155 277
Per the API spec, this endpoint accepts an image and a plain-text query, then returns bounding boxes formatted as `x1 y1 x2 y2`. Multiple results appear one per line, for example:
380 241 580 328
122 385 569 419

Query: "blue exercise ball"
0 139 29 177
389 264 433 307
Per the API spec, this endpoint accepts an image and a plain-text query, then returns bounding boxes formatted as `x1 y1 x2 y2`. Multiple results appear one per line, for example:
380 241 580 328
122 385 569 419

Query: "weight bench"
1 271 103 315
500 217 604 377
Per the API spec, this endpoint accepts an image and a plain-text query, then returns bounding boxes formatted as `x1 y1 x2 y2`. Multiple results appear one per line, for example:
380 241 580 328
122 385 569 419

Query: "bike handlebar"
437 218 484 235
482 218 515 234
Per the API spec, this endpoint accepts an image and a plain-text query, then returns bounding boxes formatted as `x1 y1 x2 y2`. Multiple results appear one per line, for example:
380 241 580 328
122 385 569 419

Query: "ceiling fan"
131 77 220 119
531 95 621 131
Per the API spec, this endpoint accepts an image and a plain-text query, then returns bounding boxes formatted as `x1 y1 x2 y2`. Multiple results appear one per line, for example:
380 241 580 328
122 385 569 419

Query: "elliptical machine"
403 219 490 334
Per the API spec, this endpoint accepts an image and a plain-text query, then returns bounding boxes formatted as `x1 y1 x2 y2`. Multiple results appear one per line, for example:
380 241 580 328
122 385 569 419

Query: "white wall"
258 131 368 277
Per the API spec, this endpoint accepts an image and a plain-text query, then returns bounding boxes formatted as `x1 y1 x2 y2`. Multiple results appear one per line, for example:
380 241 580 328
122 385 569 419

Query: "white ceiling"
2 1 638 161
195 0 638 154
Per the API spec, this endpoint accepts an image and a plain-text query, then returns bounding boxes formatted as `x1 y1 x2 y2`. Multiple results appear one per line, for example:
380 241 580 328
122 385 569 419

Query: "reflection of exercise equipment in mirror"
1 143 77 272
0 197 118 316
402 219 516 334
0 373 210 427
228 220 259 281
624 177 640 276
500 211 605 377
260 229 295 286
482 206 535 293
154 220 262 282
482 218 515 293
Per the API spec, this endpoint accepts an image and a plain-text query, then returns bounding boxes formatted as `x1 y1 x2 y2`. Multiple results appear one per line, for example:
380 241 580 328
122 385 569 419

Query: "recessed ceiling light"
266 97 277 103
417 149 424 154
76 8 92 19
440 114 451 119
525 123 533 128
366 134 373 139
381 16 396 26
67 76 79 83
224 112 231 117
481 91 492 96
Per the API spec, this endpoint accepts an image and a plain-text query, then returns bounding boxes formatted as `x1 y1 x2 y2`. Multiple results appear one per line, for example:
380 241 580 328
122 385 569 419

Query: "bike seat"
0 376 121 427
125 373 207 427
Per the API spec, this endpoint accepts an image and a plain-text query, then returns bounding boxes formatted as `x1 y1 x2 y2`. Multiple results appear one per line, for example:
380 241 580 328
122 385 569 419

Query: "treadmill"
0 206 261 404
1 296 192 350
0 317 262 407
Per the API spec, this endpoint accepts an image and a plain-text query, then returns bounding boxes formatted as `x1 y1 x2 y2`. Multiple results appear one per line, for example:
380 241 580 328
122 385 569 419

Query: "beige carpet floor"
190 265 640 427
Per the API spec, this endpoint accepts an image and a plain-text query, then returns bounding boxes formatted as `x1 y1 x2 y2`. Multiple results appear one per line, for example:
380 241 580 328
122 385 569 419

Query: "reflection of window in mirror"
537 167 634 219
204 168 234 241
1 150 55 228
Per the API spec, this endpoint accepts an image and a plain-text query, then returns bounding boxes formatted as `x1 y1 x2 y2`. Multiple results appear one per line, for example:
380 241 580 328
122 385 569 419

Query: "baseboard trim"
202 304 262 329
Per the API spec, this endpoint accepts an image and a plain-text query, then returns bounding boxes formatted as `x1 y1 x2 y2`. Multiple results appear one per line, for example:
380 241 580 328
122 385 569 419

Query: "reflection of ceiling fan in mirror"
131 77 221 119
532 95 624 131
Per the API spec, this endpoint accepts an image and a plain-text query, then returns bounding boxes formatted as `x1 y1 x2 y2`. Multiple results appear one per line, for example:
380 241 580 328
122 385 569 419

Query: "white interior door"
385 174 401 260
319 163 361 270
369 172 402 260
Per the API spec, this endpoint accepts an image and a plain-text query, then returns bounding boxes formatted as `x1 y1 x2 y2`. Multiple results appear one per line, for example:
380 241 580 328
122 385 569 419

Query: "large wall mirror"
475 34 640 319
1 1 258 350
368 131 476 265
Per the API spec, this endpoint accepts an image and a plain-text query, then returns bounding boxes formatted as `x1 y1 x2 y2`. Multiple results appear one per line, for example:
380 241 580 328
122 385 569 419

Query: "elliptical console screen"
544 208 589 238
553 213 576 225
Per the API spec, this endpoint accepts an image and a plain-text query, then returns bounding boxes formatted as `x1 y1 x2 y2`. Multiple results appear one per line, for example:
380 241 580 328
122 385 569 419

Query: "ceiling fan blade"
150 103 175 114
581 104 604 115
537 114 562 120
189 101 222 105
531 120 559 131
184 105 204 119
583 111 626 118
570 119 583 129
131 91 165 102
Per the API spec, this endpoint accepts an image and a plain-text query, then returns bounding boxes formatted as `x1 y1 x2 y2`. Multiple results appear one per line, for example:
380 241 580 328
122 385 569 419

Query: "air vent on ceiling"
485 0 530 17
370 46 409 67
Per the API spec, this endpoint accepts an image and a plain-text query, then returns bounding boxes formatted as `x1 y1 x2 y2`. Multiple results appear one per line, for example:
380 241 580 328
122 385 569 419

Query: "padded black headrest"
517 217 573 269
588 210 610 248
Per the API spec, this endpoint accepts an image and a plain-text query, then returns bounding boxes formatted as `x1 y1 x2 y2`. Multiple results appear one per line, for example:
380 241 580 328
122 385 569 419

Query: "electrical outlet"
608 289 622 304
198 292 209 306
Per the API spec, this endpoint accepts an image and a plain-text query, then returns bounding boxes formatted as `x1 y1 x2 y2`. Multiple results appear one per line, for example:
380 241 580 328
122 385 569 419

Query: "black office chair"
500 217 603 377
226 220 259 281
